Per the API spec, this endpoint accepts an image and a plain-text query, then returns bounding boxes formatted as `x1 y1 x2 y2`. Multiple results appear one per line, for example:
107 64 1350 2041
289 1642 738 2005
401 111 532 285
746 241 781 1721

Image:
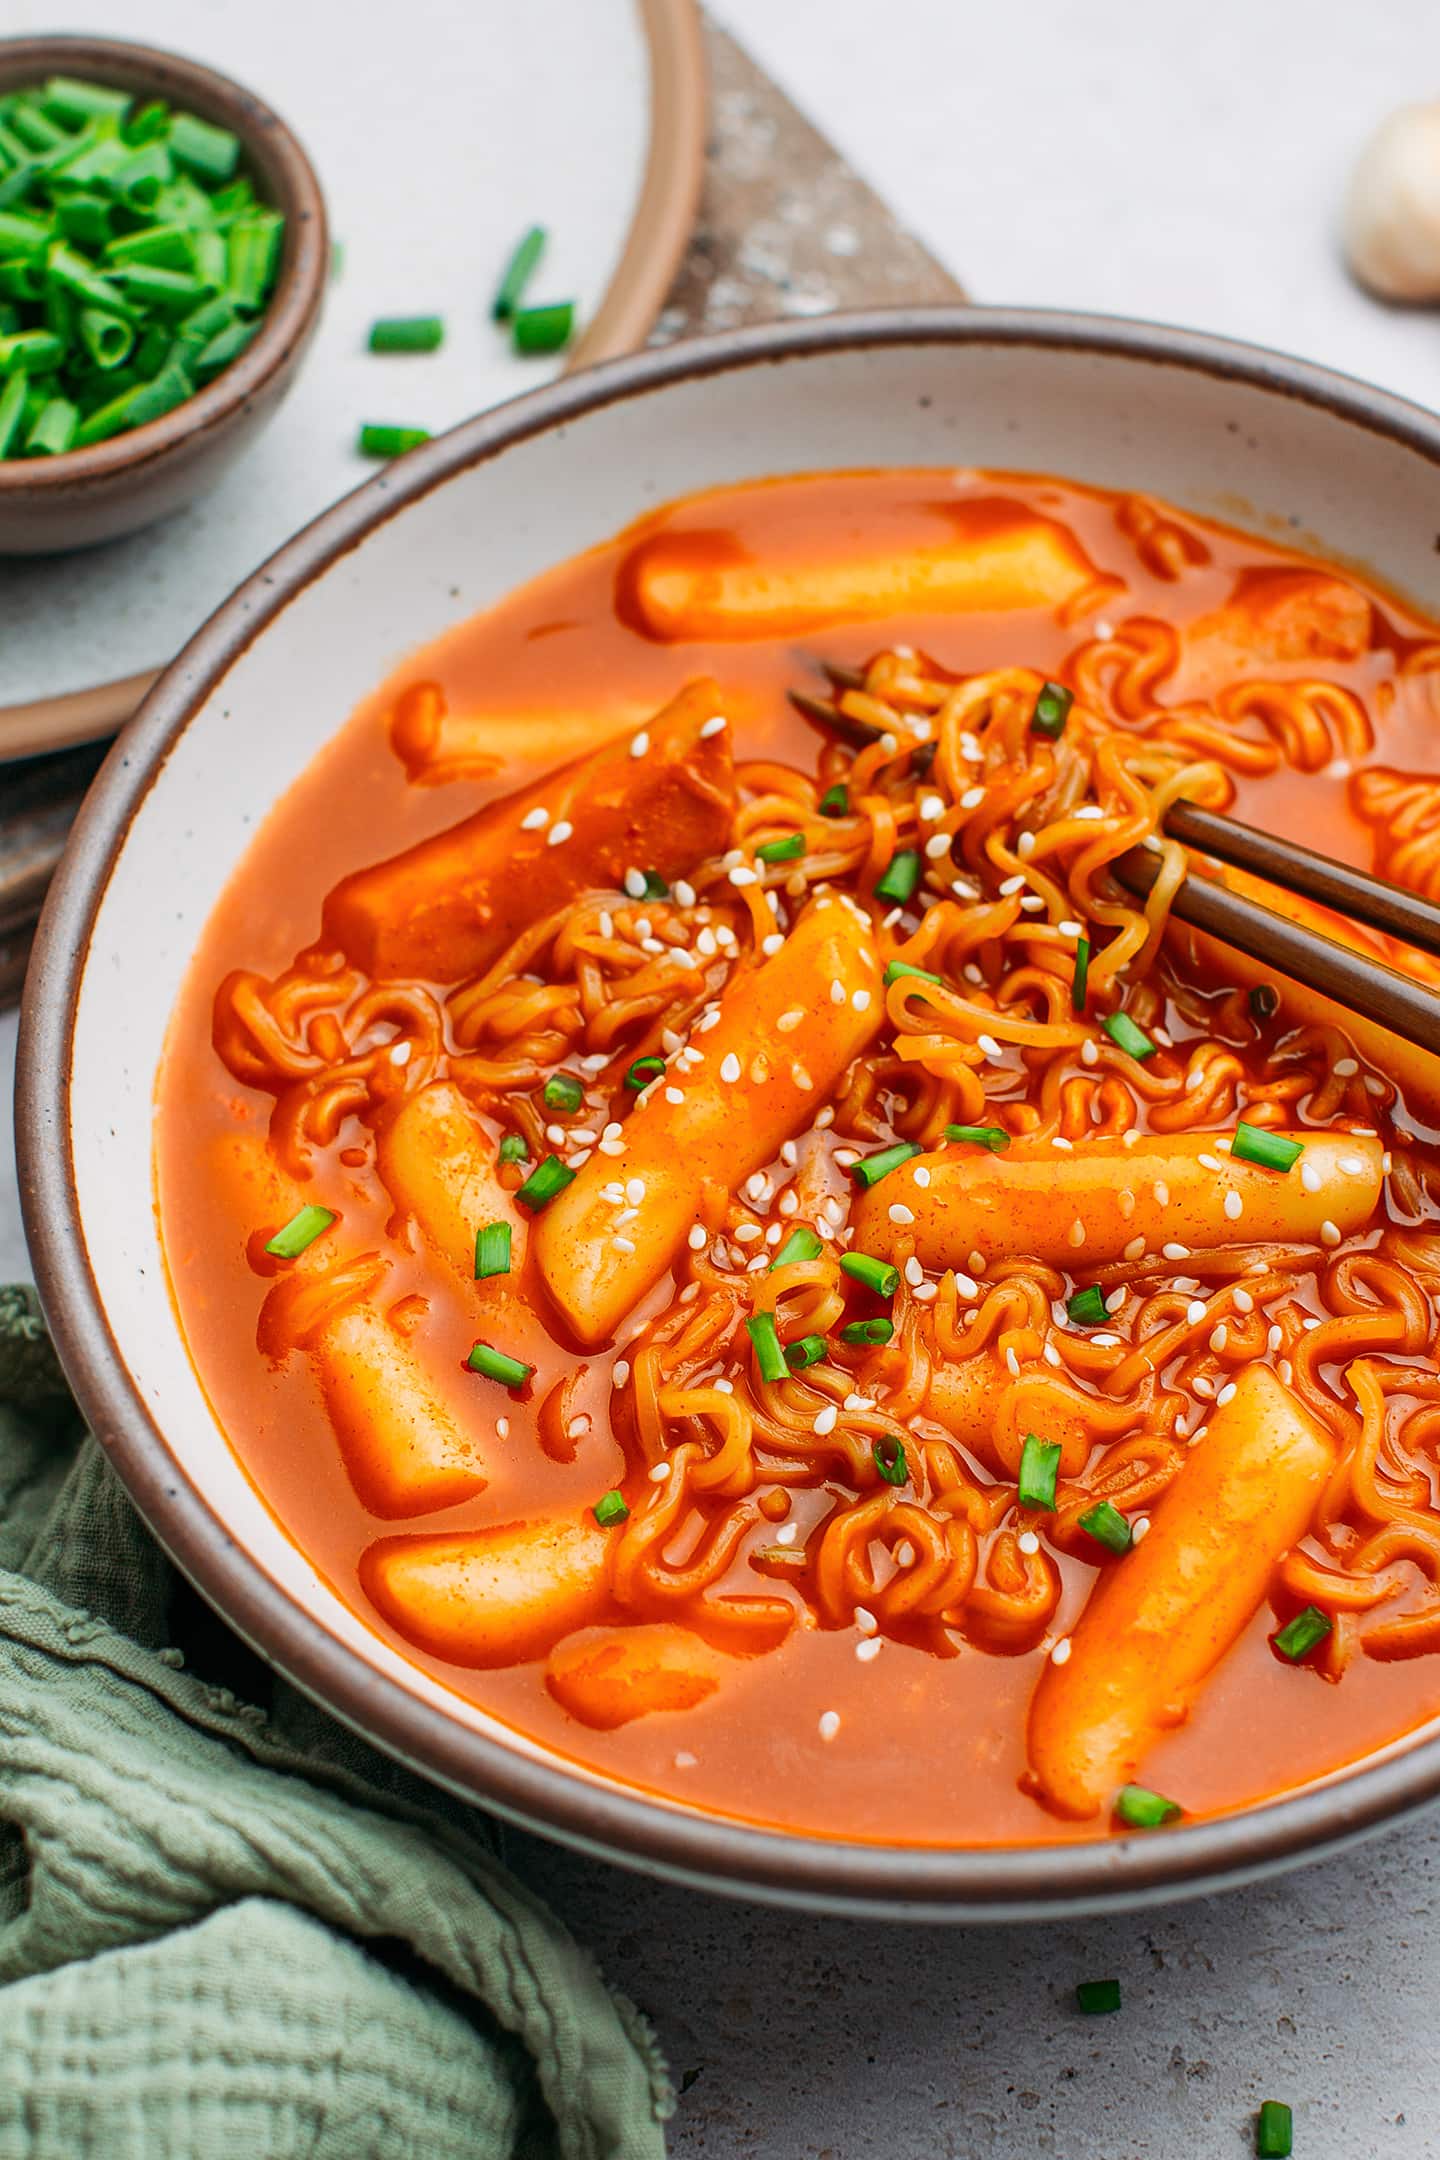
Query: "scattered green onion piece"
840 1316 894 1346
8 102 67 154
819 782 850 816
56 193 113 249
1017 1432 1062 1512
0 209 51 260
74 357 193 446
1114 1783 1182 1828
872 1436 908 1486
641 869 670 899
177 293 235 347
543 1071 584 1113
848 1139 922 1190
757 832 805 863
112 262 205 313
746 1310 789 1384
1249 982 1280 1021
0 328 64 371
264 1204 335 1259
1075 1979 1122 2016
43 75 131 126
498 1133 528 1165
77 305 133 370
515 1154 576 1213
104 222 197 270
771 1226 823 1270
226 208 283 310
492 224 546 319
874 848 922 904
625 1055 666 1090
883 959 942 988
1067 1284 1109 1326
1102 1011 1155 1061
0 370 26 456
1271 1604 1332 1663
1072 935 1091 1015
1079 1500 1132 1556
593 1488 629 1527
1255 2102 1292 2158
123 101 172 149
466 1341 533 1390
473 1221 512 1280
24 393 77 454
1030 680 1073 738
944 1123 1010 1152
192 318 256 376
358 422 430 458
513 300 574 355
784 1333 828 1370
368 314 445 354
1231 1121 1303 1173
168 111 241 183
111 141 174 210
839 1252 900 1299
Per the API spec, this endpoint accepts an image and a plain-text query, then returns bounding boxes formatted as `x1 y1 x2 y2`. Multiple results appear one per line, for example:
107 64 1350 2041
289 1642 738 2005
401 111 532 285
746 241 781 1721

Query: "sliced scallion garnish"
1017 1432 1061 1512
515 1154 576 1213
872 1435 907 1486
944 1123 1010 1152
473 1221 512 1280
1072 934 1091 1015
1255 2101 1293 2159
848 1140 922 1190
466 1341 533 1389
1271 1605 1332 1662
1030 680 1073 739
1078 1500 1132 1555
491 224 546 320
543 1071 584 1113
819 782 850 816
1114 1783 1182 1829
1067 1284 1108 1326
874 848 922 904
839 1252 899 1299
771 1226 823 1270
784 1333 828 1370
358 422 430 458
593 1488 629 1527
263 1204 335 1259
512 300 574 355
757 832 805 863
368 314 444 353
840 1316 894 1346
746 1309 789 1383
1231 1121 1304 1173
883 959 942 988
1102 1011 1155 1061
1075 1979 1121 2015
625 1055 665 1090
498 1133 528 1165
641 868 670 899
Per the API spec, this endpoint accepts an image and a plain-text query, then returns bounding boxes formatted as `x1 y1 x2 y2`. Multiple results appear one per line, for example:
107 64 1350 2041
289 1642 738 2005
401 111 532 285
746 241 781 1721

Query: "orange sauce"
155 470 1440 1844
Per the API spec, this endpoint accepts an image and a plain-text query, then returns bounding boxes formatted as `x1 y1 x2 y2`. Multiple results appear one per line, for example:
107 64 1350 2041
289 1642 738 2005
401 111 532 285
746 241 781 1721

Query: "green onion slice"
1113 1783 1183 1829
1271 1604 1332 1662
358 422 430 459
840 1316 895 1346
492 224 546 319
819 782 850 816
848 1140 922 1190
543 1071 584 1113
368 314 444 353
1017 1432 1062 1512
1067 1284 1108 1326
1072 935 1091 1016
872 1436 907 1486
757 832 805 863
474 1221 512 1280
883 959 942 989
944 1124 1010 1152
746 1310 789 1383
625 1055 666 1090
839 1252 900 1299
593 1488 629 1527
641 868 670 899
1102 1011 1156 1061
1078 1500 1132 1555
1030 680 1073 739
1255 2101 1293 2159
1075 1979 1122 2015
466 1341 533 1389
513 300 574 355
874 848 922 904
1249 983 1280 1021
515 1154 576 1213
498 1133 528 1165
1231 1121 1304 1173
169 111 241 182
784 1333 828 1370
771 1226 823 1270
263 1204 335 1259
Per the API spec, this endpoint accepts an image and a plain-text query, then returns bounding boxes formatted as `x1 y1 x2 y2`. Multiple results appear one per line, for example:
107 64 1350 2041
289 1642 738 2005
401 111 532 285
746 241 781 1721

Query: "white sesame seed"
904 1255 924 1286
999 874 1026 896
1124 1236 1146 1261
571 1128 597 1146
614 1235 636 1253
546 1123 567 1145
919 793 945 820
776 1523 798 1546
1091 1332 1121 1348
889 1202 915 1225
762 933 784 956
1321 1219 1341 1247
843 1391 868 1411
813 1404 838 1435
1153 1181 1170 1206
623 867 647 899
778 1190 799 1217
1105 1288 1126 1313
1005 1347 1021 1378
955 1272 979 1300
1132 1515 1150 1542
1019 896 1046 913
1333 1057 1358 1078
1187 1300 1208 1326
599 1137 625 1156
1197 1153 1222 1172
1043 1343 1061 1367
1339 1154 1365 1176
701 714 728 738
816 1106 835 1128
1018 1530 1040 1556
963 963 984 985
686 1225 708 1252
720 1053 741 1083
1051 1136 1074 1152
925 833 952 859
978 1033 1003 1059
1017 830 1037 860
818 1710 841 1741
1162 1241 1189 1260
765 1223 784 1245
855 1638 883 1663
1080 1039 1099 1067
913 1282 937 1302
623 1179 644 1205
968 1250 986 1275
895 1542 916 1566
389 1039 412 1067
598 911 615 940
612 1360 631 1389
1059 920 1084 939
1299 1161 1321 1193
822 1196 846 1225
497 1416 510 1439
734 1223 761 1243
959 786 985 810
1216 1382 1238 1406
1279 1358 1295 1386
1050 1637 1073 1666
854 1605 878 1636
729 865 757 887
1210 1324 1228 1353
521 805 550 830
629 731 649 758
1068 1220 1086 1247
1224 1191 1243 1220
650 1461 670 1482
913 1164 931 1188
852 988 872 1012
1074 805 1104 821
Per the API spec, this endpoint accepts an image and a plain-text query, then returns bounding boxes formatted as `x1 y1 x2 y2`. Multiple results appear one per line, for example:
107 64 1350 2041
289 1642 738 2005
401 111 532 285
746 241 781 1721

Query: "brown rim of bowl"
0 0 705 764
21 306 1440 1921
0 34 328 500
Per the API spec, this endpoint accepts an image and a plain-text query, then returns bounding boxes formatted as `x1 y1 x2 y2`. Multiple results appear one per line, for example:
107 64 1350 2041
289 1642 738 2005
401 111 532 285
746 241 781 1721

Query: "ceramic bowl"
20 309 1440 1918
0 34 327 554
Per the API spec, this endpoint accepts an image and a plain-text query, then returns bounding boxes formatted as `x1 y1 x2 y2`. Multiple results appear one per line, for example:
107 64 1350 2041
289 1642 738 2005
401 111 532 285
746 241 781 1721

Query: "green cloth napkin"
0 1284 671 2160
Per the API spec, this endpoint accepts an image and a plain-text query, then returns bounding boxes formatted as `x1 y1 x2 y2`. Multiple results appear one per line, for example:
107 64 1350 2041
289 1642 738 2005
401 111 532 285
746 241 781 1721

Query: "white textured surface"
1 0 648 704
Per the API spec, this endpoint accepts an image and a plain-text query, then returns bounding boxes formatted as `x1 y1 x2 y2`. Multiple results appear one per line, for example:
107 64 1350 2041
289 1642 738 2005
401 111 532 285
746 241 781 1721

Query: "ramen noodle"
157 470 1440 1846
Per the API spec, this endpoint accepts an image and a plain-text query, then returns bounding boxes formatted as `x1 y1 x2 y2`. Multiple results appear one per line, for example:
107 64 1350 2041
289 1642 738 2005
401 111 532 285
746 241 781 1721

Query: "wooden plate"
0 0 704 762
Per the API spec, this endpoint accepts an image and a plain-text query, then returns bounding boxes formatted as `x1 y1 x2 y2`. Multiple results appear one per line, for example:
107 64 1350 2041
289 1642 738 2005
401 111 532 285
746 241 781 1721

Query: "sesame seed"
895 1541 916 1566
855 1605 878 1635
1299 1161 1322 1194
852 988 872 1012
614 1235 636 1253
497 1417 510 1439
776 1523 798 1546
968 1250 986 1275
521 806 550 830
963 962 984 985
1197 1153 1222 1172
959 786 985 810
1162 1241 1189 1260
978 1033 1003 1059
792 1065 813 1089
1132 1515 1150 1543
720 1053 741 1083
624 1179 644 1204
1216 1381 1238 1406
1193 1375 1215 1400
1224 1191 1243 1220
1080 1040 1099 1067
1050 1637 1072 1666
1074 805 1104 821
1279 1358 1295 1385
1333 1057 1358 1078
1105 1289 1126 1313
687 1225 708 1252
1320 1219 1341 1247
389 1039 412 1067
1051 1136 1073 1152
913 1282 937 1302
920 793 945 820
1124 1236 1146 1261
904 1255 924 1286
813 1404 838 1435
913 1164 931 1188
1339 1154 1366 1175
889 1202 916 1225
1043 1343 1061 1367
745 1173 768 1202
1210 1323 1228 1352
778 1190 799 1216
1017 830 1036 860
612 1360 631 1388
818 1710 841 1741
1091 1332 1120 1348
650 1461 670 1482
855 1638 883 1663
598 911 615 939
1020 897 1046 913
701 714 728 738
729 865 757 888
599 1137 625 1155
546 1123 567 1145
1153 1181 1170 1206
571 1129 597 1146
1187 1300 1208 1326
1267 1323 1284 1353
762 933 784 956
765 1222 784 1245
1068 1220 1086 1246
999 874 1026 896
1018 1530 1040 1555
925 833 952 859
843 1391 868 1411
629 731 649 757
816 1106 835 1128
822 1196 846 1225
955 1272 979 1300
734 1223 761 1243
1006 1347 1021 1377
1058 920 1084 938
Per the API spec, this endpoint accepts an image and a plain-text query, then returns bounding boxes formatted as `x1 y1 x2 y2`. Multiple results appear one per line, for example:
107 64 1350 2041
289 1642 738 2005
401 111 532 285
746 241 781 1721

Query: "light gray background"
8 0 1440 2148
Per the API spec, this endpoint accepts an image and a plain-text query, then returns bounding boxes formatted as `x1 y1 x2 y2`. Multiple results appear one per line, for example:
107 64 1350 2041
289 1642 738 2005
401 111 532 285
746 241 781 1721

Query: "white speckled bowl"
19 311 1440 1918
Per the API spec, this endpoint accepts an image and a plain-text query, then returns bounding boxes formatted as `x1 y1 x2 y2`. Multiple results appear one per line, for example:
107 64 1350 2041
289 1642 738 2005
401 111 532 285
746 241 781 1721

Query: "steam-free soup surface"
157 470 1440 1845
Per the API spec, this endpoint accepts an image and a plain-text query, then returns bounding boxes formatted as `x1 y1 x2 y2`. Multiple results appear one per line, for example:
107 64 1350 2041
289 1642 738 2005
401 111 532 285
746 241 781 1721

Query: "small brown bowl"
0 34 327 555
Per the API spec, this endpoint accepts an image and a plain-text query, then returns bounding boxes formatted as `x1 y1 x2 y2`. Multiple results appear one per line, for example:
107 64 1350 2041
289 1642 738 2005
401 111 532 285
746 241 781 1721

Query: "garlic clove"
1344 101 1440 302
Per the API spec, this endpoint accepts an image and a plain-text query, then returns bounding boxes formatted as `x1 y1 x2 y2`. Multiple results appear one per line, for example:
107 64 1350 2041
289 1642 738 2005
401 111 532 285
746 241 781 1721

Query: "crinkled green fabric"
0 1284 670 2160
